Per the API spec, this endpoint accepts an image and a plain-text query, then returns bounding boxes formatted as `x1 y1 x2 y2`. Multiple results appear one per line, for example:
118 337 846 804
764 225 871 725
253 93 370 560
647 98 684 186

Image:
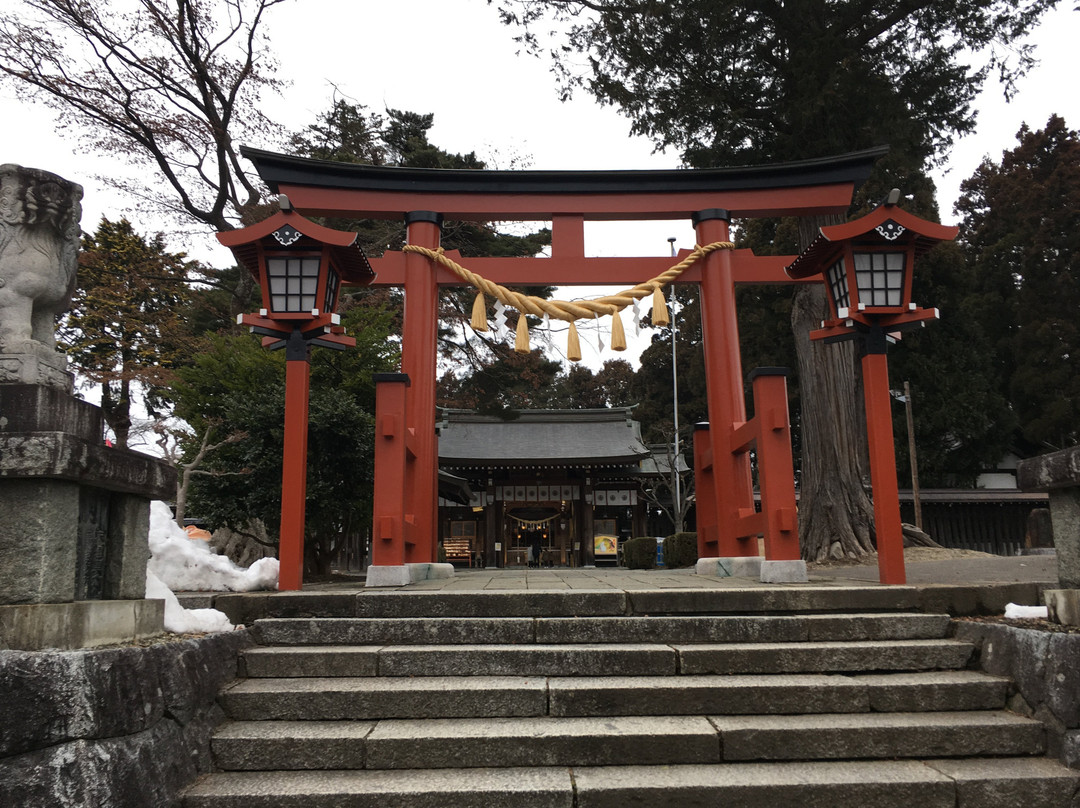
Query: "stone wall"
0 630 252 807
953 620 1080 768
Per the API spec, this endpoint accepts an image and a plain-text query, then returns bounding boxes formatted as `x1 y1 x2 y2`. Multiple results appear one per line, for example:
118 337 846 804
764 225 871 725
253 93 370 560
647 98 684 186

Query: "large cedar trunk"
793 217 876 561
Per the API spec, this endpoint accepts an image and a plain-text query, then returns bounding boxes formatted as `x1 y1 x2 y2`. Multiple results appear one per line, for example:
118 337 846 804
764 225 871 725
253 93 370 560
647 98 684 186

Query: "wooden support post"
693 423 719 558
371 373 411 568
749 368 800 561
278 330 311 591
695 210 755 557
862 334 906 585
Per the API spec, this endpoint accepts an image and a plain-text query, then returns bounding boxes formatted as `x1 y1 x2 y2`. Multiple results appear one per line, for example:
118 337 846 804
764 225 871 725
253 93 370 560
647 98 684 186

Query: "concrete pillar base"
760 559 809 583
365 563 456 587
695 556 763 578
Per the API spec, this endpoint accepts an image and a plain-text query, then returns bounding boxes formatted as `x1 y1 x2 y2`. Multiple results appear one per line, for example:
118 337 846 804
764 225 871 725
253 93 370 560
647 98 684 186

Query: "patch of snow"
145 500 279 634
148 501 279 592
146 570 234 634
1004 602 1049 619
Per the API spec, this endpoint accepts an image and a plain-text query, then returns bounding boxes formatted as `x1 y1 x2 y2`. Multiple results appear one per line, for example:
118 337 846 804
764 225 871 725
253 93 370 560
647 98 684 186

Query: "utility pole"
668 236 681 531
903 381 923 529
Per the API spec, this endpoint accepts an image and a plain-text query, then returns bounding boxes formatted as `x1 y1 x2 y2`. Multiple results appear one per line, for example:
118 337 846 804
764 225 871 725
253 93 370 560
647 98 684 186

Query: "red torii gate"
242 146 884 584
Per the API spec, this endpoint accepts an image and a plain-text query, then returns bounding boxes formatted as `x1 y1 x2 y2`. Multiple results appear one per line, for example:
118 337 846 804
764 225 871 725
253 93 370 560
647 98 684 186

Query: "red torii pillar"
401 211 442 566
695 209 805 581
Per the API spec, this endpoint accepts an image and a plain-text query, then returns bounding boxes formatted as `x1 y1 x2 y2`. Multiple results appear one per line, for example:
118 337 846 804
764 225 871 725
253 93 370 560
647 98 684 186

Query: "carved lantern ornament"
785 189 959 348
217 195 375 353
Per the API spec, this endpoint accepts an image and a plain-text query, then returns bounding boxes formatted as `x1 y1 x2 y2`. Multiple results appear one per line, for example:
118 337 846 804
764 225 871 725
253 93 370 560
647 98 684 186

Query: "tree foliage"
59 217 195 447
0 0 287 233
495 0 1055 170
172 297 399 573
957 114 1080 452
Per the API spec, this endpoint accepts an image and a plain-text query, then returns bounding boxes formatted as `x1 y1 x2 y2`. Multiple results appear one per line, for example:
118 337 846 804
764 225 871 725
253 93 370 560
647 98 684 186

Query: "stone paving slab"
376 643 677 677
364 715 720 769
711 710 1045 760
183 768 574 808
242 646 380 678
676 638 974 674
572 760 957 808
923 757 1080 807
212 720 374 770
222 675 548 720
254 617 537 646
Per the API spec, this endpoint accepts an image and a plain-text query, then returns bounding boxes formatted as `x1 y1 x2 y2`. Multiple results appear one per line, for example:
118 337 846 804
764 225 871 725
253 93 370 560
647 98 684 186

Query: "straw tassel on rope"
651 284 669 328
567 321 581 362
470 291 488 332
610 309 627 351
514 313 531 354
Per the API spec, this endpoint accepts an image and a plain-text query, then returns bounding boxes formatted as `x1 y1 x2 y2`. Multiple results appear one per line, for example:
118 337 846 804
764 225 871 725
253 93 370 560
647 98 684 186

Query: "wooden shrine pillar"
694 210 756 558
402 211 442 564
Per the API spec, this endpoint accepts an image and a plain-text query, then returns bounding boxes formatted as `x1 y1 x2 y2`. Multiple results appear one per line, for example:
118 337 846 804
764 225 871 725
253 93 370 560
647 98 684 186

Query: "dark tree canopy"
495 0 1056 169
958 114 1080 452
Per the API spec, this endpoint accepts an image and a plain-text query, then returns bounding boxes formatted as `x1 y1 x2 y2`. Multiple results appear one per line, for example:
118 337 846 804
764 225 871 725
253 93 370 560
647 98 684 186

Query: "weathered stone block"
1018 445 1080 589
0 599 164 651
952 622 1052 707
0 384 99 438
1045 633 1080 728
0 479 80 603
759 559 808 583
1045 589 1080 627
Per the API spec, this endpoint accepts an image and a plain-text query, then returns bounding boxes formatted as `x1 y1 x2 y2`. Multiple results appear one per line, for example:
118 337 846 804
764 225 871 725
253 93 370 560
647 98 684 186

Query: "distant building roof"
438 408 651 468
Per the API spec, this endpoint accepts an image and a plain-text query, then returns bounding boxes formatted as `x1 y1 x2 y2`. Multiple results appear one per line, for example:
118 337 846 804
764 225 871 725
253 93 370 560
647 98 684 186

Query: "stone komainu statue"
0 163 83 352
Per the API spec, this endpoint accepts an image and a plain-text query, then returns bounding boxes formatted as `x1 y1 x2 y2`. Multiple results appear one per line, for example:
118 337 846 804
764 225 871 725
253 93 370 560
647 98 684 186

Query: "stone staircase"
183 589 1080 807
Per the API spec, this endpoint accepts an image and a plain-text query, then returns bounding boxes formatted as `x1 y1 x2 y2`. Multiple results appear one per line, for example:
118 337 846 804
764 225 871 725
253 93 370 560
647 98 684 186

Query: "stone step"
210 711 1043 772
244 643 678 678
221 671 1008 721
222 675 549 721
240 638 973 678
183 758 1080 807
251 612 951 647
677 638 974 674
213 715 722 771
710 710 1045 760
197 582 1043 624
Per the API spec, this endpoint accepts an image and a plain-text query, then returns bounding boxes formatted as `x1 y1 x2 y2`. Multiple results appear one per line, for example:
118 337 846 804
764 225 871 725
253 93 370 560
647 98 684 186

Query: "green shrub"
663 532 698 568
623 536 658 569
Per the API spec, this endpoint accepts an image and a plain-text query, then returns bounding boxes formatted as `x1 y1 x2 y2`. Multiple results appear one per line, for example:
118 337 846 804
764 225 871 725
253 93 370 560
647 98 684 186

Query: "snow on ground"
146 500 279 633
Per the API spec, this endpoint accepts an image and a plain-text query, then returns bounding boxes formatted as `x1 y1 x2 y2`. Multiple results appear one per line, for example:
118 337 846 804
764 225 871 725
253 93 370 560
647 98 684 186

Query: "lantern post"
217 196 375 590
785 190 958 584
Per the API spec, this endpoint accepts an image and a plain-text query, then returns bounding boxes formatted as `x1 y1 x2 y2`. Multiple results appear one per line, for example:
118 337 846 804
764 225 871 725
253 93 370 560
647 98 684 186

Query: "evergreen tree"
59 218 195 448
958 114 1080 452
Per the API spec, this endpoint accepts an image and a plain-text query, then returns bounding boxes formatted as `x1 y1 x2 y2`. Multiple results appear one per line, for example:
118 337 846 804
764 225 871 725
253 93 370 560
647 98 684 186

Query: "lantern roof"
786 194 958 280
217 203 374 284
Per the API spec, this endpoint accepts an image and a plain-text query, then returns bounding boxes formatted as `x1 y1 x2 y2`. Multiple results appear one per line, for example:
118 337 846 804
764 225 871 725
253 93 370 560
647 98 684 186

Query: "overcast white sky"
3 0 1079 367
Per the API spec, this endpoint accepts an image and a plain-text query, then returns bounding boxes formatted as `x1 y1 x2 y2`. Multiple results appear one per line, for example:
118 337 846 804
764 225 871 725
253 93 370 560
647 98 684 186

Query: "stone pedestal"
0 383 176 648
1018 445 1080 590
0 340 74 392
